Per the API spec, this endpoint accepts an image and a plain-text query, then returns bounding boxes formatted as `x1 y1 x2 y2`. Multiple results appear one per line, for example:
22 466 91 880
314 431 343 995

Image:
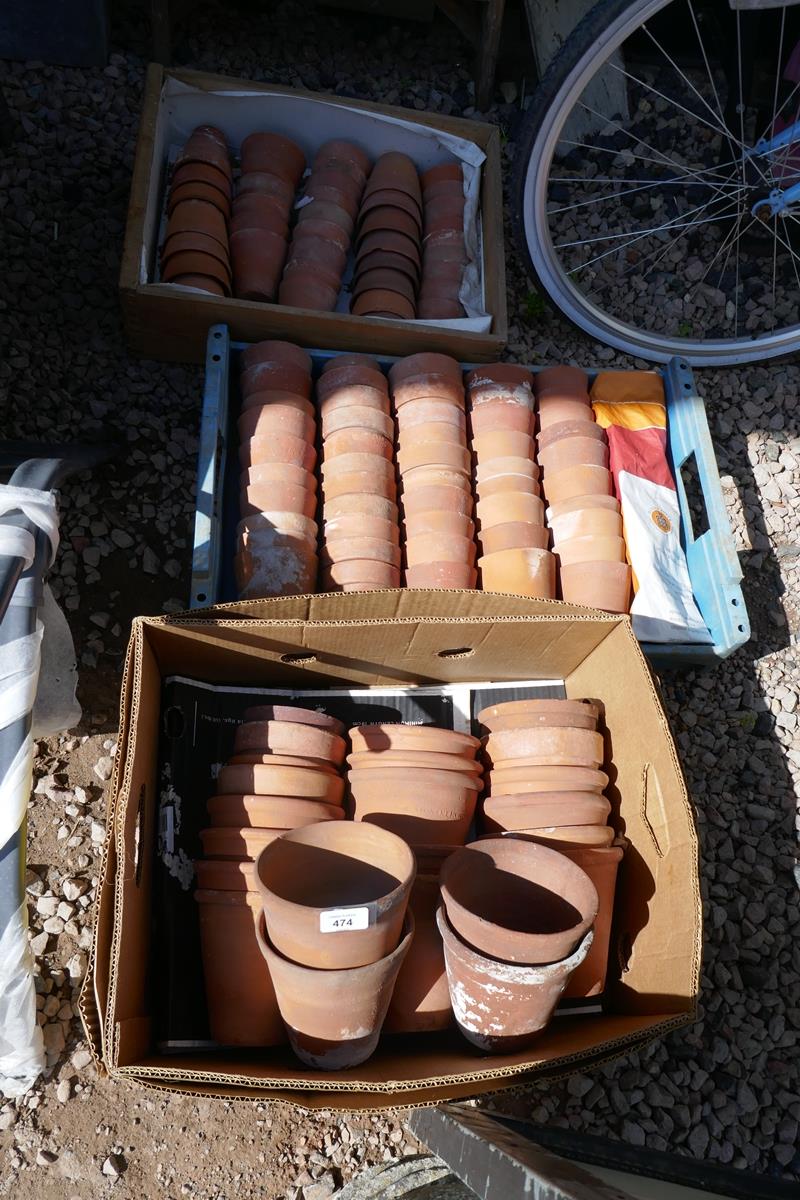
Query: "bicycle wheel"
513 0 800 364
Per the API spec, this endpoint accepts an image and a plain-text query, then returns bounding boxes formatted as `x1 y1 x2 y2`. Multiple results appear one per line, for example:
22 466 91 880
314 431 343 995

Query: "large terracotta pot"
243 703 344 735
544 465 613 507
206 794 344 829
549 507 623 543
487 825 615 849
347 749 482 775
437 907 593 1052
195 889 284 1046
478 547 556 599
217 763 344 804
440 838 598 964
349 725 479 756
255 821 415 969
487 764 608 793
350 769 481 845
481 792 612 831
485 725 603 767
385 874 451 1033
256 910 414 1068
199 825 284 860
559 561 632 613
478 698 599 731
556 534 627 567
233 720 346 764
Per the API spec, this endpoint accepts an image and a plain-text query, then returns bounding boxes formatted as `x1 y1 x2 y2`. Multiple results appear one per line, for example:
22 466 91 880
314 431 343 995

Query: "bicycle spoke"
555 189 743 250
547 174 743 216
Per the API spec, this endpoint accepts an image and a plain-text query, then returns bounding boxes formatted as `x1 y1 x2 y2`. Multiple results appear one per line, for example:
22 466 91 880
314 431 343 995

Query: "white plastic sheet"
0 901 44 1098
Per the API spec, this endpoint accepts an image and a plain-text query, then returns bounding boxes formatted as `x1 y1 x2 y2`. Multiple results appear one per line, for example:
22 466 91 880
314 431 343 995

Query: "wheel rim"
521 0 800 364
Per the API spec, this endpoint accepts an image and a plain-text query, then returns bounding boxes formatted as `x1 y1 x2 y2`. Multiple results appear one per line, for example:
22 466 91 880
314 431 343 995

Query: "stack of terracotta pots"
438 838 598 1049
236 341 319 598
195 703 347 1046
279 139 368 311
390 354 477 588
477 697 624 998
351 153 422 319
255 821 415 1068
348 723 482 846
535 366 631 612
230 133 305 301
162 125 232 296
466 365 555 598
318 355 400 591
418 163 466 319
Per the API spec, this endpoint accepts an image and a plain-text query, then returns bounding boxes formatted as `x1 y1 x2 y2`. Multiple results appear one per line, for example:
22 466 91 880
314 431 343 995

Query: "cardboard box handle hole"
437 647 474 659
279 652 317 665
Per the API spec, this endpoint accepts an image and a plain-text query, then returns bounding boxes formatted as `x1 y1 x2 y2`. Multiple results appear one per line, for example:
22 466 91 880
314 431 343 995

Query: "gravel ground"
0 0 798 1195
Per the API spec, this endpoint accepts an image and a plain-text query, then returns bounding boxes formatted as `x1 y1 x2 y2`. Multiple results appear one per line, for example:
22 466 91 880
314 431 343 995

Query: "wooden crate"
120 64 508 363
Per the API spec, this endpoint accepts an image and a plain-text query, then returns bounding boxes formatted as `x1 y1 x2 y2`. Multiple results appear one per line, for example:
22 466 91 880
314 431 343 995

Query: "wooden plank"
123 65 508 363
476 0 505 112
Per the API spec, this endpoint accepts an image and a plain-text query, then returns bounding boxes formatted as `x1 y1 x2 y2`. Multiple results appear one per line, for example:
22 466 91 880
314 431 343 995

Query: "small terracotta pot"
559 561 632 613
475 455 539 484
278 271 340 312
556 534 627 567
401 484 473 517
481 792 612 830
485 725 603 766
284 255 342 296
360 188 423 229
244 337 313 369
231 229 288 302
167 199 227 246
239 433 316 472
397 442 470 476
304 182 359 218
539 438 609 475
239 464 314 495
323 514 399 545
242 703 345 735
237 511 317 548
535 366 589 394
317 364 388 399
323 492 398 523
560 841 624 998
238 403 315 443
168 181 231 218
207 794 344 828
421 163 463 190
404 511 474 540
384 874 451 1033
161 230 230 270
256 909 413 1069
392 374 464 409
478 697 600 730
405 532 476 567
348 749 482 774
321 353 380 375
357 230 421 271
320 389 392 420
236 513 317 565
292 215 350 254
401 465 470 491
171 162 231 199
417 299 465 320
234 537 318 598
404 562 477 589
321 452 395 482
321 470 397 502
479 547 556 599
514 825 615 849
549 507 623 542
470 403 534 438
441 838 598 964
546 493 621 521
286 234 347 278
390 353 462 385
322 536 401 567
352 290 415 320
241 132 306 185
217 762 344 803
196 890 284 1047
467 365 533 391
234 720 346 763
311 166 365 208
297 199 354 236
240 483 317 520
358 206 421 245
475 474 540 500
352 267 416 305
537 397 594 430
199 825 284 859
194 857 257 891
422 178 464 203
472 431 535 462
256 821 415 969
241 389 315 417
480 522 550 555
323 427 392 460
170 275 225 296
397 399 466 431
315 139 371 180
237 173 297 210
356 249 420 285
177 127 231 180
233 186 292 219
544 465 613 507
365 152 421 198
322 406 394 441
437 906 592 1052
350 724 479 755
321 559 400 589
230 208 290 239
228 752 338 772
350 769 480 845
487 765 608 794
162 250 230 292
475 492 544 529
537 418 604 451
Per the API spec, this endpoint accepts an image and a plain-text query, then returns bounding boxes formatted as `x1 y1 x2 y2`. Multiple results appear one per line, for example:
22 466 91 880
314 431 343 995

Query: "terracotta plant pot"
279 271 339 312
544 465 613 507
161 230 230 269
350 724 479 755
169 275 225 296
348 749 482 775
470 403 534 438
296 199 354 236
228 751 337 771
475 492 544 529
256 909 413 1068
478 697 599 731
472 431 535 462
322 406 394 440
481 792 612 830
166 199 228 246
401 484 473 518
401 466 470 492
475 474 540 501
537 419 605 451
239 433 316 472
397 399 466 430
514 825 615 849
560 841 624 998
323 514 399 545
320 452 395 483
559 561 632 613
240 484 317 520
479 547 556 599
323 427 392 460
546 493 621 521
234 529 318 599
487 765 608 794
549 507 623 542
389 353 462 385
538 396 594 430
231 229 288 302
539 439 609 475
241 132 306 184
556 535 627 567
238 404 315 443
404 511 474 540
217 762 344 804
168 181 231 218
437 906 592 1052
485 726 604 766
243 704 345 735
480 522 549 555
404 563 477 589
255 821 415 969
321 472 397 503
234 720 345 763
440 838 598 964
196 889 284 1046
242 389 315 417
321 558 400 590
315 140 372 181
392 375 464 409
177 126 231 180
240 465 316 497
405 533 476 568
207 794 343 828
194 857 257 891
535 366 589 394
397 442 470 476
322 537 401 569
349 768 481 845
323 492 398 523
384 873 451 1033
162 250 230 292
199 825 284 860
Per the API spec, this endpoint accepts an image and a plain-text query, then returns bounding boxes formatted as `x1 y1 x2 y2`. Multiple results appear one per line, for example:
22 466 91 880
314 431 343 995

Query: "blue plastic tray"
190 325 749 668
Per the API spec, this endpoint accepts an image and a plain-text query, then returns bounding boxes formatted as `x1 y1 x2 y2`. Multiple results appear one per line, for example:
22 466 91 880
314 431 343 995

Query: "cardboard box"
80 591 701 1108
120 65 508 364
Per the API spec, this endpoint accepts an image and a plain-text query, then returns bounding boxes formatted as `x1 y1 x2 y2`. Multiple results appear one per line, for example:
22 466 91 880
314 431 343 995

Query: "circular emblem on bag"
651 509 671 533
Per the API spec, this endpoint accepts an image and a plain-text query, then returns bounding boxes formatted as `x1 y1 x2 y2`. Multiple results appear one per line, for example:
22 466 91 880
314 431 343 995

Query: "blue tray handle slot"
190 325 230 608
654 356 749 662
